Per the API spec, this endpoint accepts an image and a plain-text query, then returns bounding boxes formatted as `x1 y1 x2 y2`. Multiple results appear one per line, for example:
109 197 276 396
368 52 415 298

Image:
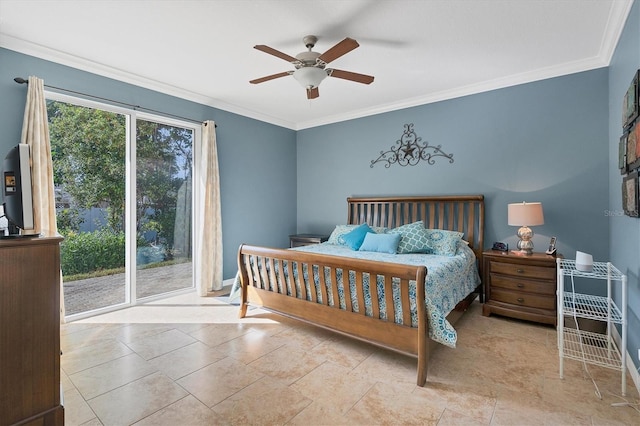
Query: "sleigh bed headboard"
346 195 485 261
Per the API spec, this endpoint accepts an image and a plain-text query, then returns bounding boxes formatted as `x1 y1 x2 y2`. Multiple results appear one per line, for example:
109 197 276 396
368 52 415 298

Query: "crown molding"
0 34 298 130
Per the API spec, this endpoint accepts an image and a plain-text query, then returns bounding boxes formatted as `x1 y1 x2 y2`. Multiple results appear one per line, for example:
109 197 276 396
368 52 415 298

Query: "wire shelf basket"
557 259 624 280
562 293 623 323
561 328 623 370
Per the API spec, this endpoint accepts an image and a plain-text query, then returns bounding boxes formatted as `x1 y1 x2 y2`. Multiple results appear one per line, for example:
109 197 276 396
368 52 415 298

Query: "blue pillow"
341 223 375 250
329 224 388 245
358 232 401 254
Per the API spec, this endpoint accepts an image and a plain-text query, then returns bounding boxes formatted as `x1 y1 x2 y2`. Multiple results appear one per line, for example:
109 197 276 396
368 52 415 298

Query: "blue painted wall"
609 0 640 371
0 48 297 279
297 69 610 278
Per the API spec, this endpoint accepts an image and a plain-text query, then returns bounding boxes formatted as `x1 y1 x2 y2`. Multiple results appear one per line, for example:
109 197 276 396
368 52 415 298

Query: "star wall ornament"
370 123 454 168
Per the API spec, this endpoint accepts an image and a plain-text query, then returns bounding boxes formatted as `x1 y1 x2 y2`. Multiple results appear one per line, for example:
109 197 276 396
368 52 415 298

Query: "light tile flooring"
61 292 640 425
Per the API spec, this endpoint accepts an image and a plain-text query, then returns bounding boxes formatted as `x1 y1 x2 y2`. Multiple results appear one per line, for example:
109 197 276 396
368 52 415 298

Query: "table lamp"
508 202 544 255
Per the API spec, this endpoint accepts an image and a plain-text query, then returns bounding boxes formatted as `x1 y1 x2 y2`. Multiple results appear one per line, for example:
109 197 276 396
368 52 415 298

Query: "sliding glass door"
48 96 196 319
135 119 194 299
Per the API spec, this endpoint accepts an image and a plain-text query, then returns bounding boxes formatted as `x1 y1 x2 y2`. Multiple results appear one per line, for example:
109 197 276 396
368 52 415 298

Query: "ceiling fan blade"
328 69 374 85
307 87 319 99
317 37 359 64
254 45 299 63
249 71 291 84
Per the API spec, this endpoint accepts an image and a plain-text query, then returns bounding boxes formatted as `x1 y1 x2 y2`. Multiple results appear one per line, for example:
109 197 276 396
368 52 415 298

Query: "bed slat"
355 272 366 315
400 278 411 326
319 266 329 305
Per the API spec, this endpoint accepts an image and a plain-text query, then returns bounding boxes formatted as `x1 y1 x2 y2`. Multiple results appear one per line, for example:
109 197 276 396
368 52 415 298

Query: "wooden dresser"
0 236 64 425
482 250 559 325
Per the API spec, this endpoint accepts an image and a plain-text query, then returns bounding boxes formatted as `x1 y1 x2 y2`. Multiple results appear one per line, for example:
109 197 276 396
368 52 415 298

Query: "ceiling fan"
250 35 374 99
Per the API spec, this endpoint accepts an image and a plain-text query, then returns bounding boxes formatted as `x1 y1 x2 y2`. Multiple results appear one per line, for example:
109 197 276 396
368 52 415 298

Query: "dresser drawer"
490 273 555 296
490 288 556 310
490 261 555 280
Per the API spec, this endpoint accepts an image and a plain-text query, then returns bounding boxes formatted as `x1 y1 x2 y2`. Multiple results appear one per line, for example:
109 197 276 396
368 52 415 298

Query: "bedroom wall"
297 68 610 296
608 0 640 373
0 47 297 279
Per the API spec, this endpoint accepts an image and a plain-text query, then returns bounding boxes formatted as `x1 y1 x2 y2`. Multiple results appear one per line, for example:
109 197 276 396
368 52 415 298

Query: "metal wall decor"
370 123 454 168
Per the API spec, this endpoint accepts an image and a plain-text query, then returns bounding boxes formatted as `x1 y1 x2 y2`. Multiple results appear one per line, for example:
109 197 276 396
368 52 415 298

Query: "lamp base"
516 225 534 255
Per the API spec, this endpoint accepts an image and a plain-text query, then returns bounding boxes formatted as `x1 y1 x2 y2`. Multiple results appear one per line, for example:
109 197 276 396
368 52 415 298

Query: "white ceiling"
0 0 633 130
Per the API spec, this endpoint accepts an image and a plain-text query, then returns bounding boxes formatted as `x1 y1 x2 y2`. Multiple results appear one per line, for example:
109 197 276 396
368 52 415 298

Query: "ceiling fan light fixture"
293 66 327 89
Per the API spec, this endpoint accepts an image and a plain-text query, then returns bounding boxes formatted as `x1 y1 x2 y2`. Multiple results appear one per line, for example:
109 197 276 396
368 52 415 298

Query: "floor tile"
62 339 133 375
62 387 98 426
148 341 226 380
188 322 252 347
346 381 446 425
87 372 188 425
290 361 375 414
211 375 311 424
126 328 196 360
133 395 225 425
69 352 158 399
177 356 264 407
248 343 326 385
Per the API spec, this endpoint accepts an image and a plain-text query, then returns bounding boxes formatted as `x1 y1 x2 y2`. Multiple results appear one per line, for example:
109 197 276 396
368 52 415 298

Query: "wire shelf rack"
557 258 627 395
561 328 622 370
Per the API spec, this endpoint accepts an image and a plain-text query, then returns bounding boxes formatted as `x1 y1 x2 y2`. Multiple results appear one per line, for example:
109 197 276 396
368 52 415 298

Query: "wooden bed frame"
237 195 484 386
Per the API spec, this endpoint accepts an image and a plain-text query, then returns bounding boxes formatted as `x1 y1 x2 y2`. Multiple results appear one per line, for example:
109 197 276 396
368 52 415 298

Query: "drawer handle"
516 269 525 274
517 283 524 288
517 297 524 303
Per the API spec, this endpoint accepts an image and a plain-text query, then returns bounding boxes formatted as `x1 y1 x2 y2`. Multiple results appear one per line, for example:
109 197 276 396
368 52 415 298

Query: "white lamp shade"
293 67 327 89
508 202 544 226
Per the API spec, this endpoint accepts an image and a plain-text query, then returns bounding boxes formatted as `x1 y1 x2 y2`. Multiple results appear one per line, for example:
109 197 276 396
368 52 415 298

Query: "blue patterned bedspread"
229 243 480 348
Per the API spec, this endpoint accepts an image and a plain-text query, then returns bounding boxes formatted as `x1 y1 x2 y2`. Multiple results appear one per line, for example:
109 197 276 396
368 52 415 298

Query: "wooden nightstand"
289 233 329 248
482 250 560 326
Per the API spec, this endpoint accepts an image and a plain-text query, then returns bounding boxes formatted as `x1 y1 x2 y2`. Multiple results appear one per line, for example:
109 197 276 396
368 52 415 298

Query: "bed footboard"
237 244 430 386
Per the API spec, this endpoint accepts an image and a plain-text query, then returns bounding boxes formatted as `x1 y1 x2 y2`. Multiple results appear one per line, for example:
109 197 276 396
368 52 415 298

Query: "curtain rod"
13 77 216 127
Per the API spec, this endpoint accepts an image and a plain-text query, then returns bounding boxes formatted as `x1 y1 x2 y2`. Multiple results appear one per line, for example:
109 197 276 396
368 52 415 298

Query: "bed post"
237 244 249 318
415 267 428 386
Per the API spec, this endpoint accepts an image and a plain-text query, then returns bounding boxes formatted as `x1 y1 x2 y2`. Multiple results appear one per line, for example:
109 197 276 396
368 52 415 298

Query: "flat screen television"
2 144 37 237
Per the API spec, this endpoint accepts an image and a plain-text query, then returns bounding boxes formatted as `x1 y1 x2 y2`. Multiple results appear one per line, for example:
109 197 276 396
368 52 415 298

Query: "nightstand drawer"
490 273 555 296
491 288 556 310
490 261 555 280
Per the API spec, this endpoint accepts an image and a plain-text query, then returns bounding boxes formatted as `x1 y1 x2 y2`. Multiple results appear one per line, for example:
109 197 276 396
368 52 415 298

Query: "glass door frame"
47 92 200 321
129 111 199 304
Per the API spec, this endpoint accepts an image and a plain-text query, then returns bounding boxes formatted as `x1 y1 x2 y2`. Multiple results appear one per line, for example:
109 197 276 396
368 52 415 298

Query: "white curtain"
20 76 64 318
196 120 223 295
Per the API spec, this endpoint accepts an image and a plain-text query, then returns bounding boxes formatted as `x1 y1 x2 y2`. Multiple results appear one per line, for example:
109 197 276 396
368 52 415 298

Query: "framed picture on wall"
623 70 639 129
623 171 639 217
619 133 628 174
628 121 640 171
634 122 640 170
626 126 637 168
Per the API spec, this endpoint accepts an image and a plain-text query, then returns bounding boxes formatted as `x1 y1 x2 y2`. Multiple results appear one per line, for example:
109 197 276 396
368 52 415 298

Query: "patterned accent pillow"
388 221 431 254
328 224 387 245
424 229 464 256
